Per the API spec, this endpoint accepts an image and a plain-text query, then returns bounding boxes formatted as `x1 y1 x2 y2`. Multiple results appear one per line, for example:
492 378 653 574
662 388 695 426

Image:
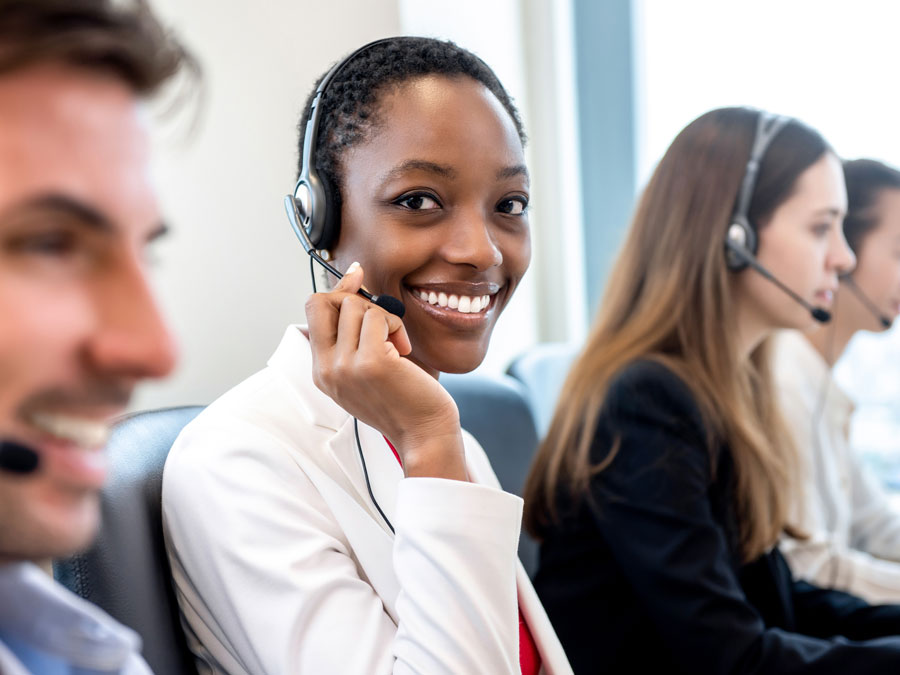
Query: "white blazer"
162 326 571 675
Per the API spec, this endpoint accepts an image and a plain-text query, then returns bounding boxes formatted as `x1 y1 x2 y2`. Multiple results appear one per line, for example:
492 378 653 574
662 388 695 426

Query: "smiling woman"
161 37 570 675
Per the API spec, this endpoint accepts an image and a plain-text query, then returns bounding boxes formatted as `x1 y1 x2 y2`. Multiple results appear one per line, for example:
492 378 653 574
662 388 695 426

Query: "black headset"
286 38 395 253
725 111 791 272
723 111 832 324
283 38 405 319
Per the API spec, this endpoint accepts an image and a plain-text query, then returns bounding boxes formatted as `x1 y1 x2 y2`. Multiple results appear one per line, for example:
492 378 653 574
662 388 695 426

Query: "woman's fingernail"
346 261 360 274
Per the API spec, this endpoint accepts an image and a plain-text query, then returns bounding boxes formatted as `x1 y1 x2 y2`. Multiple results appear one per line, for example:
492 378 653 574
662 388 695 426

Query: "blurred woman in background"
525 108 900 673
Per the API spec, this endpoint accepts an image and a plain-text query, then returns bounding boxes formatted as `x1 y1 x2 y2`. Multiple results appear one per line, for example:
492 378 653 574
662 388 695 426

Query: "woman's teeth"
417 290 491 313
28 412 110 449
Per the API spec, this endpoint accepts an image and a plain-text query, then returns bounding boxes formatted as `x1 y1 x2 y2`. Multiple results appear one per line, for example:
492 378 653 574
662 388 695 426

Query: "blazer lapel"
517 566 573 675
326 416 403 537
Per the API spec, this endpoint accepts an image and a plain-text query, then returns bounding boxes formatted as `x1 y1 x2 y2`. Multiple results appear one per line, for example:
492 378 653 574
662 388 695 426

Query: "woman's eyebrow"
811 207 843 217
380 160 457 183
497 164 529 181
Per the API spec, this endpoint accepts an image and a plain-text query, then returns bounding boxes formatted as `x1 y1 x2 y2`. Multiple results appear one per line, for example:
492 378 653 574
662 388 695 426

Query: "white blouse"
775 329 900 603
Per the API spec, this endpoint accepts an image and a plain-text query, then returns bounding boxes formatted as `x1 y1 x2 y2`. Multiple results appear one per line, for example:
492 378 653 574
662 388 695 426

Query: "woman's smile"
406 280 501 327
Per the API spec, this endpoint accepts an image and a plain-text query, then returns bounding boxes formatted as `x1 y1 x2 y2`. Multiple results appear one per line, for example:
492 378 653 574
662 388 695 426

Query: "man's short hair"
0 0 196 96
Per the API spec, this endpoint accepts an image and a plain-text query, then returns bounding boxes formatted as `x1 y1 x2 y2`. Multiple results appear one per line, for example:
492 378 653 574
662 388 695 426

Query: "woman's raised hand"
305 263 467 481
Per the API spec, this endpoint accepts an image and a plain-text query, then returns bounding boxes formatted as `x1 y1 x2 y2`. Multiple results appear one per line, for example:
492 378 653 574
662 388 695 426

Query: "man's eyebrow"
497 164 529 181
0 193 114 233
0 193 168 242
380 160 458 183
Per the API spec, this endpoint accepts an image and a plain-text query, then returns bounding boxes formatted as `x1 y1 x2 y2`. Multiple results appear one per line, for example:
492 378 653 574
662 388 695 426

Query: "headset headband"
733 111 792 223
300 38 396 182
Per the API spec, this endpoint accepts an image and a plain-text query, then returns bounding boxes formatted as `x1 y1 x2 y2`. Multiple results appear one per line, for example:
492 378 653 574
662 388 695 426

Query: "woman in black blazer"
524 107 900 673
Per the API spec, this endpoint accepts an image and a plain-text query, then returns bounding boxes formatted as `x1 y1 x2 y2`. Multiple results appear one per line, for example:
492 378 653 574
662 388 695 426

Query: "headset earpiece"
725 218 757 271
315 170 340 250
293 154 341 251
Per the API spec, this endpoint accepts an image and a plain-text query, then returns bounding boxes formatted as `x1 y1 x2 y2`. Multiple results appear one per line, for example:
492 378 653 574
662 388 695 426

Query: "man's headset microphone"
724 111 890 330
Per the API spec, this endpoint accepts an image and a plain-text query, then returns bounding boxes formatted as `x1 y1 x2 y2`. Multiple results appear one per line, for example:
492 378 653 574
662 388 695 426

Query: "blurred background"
138 0 900 484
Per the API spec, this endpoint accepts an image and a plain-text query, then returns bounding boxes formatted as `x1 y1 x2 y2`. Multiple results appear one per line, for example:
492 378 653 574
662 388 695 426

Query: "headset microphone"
725 233 831 323
840 274 892 329
284 196 406 318
0 440 40 475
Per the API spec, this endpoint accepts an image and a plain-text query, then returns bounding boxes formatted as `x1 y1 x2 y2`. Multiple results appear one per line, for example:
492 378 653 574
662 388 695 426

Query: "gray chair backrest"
442 372 540 577
54 405 204 675
507 342 580 438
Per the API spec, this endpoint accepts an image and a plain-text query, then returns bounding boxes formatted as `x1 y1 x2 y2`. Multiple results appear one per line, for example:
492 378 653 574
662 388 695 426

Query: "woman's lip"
814 289 835 306
405 287 495 325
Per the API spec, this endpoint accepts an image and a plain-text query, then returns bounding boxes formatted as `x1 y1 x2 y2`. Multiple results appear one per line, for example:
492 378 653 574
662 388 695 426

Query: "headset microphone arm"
284 196 405 318
724 238 831 323
839 274 892 329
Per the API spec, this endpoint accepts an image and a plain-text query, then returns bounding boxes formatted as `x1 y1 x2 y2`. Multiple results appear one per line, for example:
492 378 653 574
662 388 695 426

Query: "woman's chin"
416 345 489 375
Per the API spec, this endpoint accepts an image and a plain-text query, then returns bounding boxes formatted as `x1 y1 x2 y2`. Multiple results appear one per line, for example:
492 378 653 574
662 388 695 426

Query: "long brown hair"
523 107 829 562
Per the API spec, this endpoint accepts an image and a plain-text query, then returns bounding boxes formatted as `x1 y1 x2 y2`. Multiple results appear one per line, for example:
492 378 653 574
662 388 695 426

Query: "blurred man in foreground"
0 1 194 671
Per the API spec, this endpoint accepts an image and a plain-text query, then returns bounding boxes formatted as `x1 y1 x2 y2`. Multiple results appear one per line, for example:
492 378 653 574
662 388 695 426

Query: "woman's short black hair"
296 36 526 207
842 158 900 254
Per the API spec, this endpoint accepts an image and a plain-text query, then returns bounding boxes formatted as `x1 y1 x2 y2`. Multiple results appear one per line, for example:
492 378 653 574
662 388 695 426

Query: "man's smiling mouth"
26 411 111 449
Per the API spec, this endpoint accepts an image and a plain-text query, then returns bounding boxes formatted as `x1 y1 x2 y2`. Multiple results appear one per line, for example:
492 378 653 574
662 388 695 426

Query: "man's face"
0 64 177 561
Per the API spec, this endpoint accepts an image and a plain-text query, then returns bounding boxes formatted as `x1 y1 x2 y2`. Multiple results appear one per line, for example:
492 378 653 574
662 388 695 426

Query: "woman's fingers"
359 305 396 359
308 262 412 386
306 262 366 352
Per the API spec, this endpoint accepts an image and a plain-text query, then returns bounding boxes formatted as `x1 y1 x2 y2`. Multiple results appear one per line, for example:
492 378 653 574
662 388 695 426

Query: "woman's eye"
395 193 441 211
497 197 528 215
812 223 830 238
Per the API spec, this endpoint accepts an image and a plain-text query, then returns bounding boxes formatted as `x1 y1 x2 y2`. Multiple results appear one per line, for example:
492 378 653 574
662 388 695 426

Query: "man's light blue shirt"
0 562 150 674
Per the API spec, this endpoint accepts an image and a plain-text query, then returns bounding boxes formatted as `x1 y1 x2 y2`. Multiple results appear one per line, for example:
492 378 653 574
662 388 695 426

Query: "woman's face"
332 74 531 375
843 188 900 332
737 152 854 332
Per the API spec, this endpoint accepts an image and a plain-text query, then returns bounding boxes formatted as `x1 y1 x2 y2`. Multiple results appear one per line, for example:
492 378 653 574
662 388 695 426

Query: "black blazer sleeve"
588 360 900 674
